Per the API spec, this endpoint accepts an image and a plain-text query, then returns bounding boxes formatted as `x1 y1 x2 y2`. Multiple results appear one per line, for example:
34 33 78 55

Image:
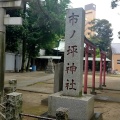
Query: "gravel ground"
4 71 120 120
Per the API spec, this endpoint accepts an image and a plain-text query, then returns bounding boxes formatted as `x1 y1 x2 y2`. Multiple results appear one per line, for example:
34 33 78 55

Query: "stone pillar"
63 8 85 97
5 92 22 120
0 7 6 103
54 62 64 93
48 8 94 120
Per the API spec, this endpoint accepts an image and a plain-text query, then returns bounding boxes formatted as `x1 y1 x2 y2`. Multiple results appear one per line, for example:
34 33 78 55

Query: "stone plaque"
63 8 85 97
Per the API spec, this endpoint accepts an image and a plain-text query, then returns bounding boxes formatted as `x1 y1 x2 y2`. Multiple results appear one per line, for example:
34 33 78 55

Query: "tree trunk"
26 55 31 71
21 2 27 72
21 39 26 72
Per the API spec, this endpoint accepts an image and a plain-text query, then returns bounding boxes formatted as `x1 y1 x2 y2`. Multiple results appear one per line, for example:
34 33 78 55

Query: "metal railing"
20 113 56 120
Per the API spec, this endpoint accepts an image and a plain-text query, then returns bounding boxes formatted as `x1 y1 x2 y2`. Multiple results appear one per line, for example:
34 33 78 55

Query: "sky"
70 0 120 43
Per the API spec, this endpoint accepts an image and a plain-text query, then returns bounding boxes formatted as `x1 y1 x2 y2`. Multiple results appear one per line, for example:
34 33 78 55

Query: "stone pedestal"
5 92 22 120
48 92 94 120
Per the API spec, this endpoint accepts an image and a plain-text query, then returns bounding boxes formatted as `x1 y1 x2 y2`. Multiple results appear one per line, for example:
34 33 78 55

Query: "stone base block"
48 91 94 120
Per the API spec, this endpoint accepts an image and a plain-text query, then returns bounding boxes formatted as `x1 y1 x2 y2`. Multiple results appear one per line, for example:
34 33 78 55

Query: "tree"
6 10 22 53
118 31 120 39
111 0 120 9
89 19 113 52
28 0 70 39
5 0 71 72
25 0 71 70
111 0 120 40
6 9 29 72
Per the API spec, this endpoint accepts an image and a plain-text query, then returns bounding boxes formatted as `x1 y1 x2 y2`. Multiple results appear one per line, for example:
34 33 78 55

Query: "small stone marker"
63 8 85 96
46 58 54 73
9 79 17 92
56 107 68 120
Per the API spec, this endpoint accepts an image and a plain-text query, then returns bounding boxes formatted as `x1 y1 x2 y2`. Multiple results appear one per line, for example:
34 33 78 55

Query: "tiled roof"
111 43 120 54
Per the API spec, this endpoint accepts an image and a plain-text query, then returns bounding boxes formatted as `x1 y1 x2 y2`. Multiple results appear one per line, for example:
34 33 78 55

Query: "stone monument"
48 8 94 120
45 58 54 73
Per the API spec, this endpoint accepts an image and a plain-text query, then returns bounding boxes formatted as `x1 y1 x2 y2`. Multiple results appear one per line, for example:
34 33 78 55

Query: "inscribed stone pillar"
63 8 85 97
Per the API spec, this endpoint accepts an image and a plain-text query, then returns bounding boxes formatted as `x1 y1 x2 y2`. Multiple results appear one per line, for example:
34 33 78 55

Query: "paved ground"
5 71 120 99
4 71 120 120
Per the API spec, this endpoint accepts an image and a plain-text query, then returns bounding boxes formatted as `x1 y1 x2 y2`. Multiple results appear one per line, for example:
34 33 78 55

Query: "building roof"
37 56 111 61
37 56 61 59
85 57 111 61
111 43 120 54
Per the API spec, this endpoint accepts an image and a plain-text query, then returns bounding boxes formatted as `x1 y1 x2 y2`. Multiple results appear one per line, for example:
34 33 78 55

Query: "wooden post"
91 48 96 94
102 55 106 87
99 53 103 89
84 44 88 94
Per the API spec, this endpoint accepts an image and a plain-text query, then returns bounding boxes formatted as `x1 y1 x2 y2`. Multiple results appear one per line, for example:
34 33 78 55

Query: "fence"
20 113 56 120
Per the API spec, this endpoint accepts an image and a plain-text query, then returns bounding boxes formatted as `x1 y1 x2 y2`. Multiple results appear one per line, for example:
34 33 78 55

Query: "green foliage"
6 0 70 53
118 31 120 39
6 10 22 52
6 0 71 71
25 0 70 57
89 19 113 52
6 26 20 52
96 48 100 57
111 1 120 40
111 0 119 9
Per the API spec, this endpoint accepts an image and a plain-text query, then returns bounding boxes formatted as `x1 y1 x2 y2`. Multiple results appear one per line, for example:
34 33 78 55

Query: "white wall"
5 52 22 72
5 52 15 71
15 54 22 72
